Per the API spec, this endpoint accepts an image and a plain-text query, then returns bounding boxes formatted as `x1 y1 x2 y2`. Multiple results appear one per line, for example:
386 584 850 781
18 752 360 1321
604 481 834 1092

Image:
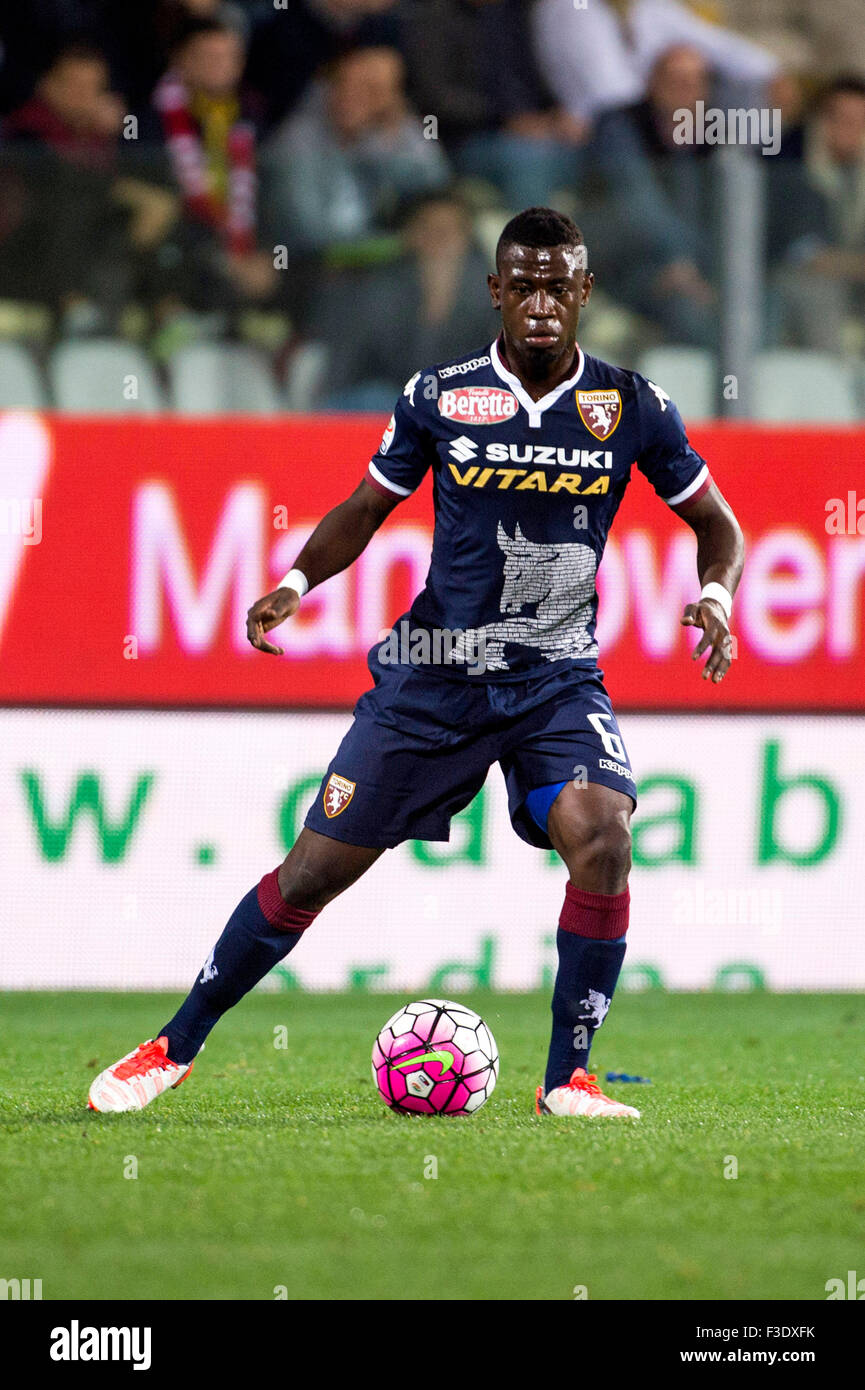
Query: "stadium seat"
0 340 48 409
168 343 281 415
49 339 164 413
637 347 717 419
751 350 861 422
283 342 329 412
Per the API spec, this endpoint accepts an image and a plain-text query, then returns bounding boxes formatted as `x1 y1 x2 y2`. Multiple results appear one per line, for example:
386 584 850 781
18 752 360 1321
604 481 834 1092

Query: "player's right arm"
246 479 400 655
247 378 433 655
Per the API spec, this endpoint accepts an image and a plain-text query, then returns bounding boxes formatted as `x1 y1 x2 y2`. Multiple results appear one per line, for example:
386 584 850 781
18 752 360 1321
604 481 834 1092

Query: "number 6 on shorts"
587 711 627 761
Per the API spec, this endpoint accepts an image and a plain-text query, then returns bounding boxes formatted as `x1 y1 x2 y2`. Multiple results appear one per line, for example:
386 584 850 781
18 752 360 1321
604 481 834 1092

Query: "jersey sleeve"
634 374 712 510
365 373 434 500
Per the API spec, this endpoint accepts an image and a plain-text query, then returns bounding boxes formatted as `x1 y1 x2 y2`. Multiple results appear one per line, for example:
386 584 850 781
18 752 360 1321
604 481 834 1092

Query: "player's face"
489 245 592 375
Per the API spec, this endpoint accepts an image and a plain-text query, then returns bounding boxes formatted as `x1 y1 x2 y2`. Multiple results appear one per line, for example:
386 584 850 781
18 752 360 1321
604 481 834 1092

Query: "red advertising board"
0 411 862 709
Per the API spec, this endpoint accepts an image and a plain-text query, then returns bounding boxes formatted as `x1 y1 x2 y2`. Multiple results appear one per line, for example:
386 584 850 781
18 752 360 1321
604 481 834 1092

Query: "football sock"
159 869 317 1064
544 883 629 1094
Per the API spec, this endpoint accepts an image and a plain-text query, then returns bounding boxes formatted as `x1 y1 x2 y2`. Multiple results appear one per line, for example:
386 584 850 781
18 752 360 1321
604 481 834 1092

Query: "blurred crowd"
1 0 865 407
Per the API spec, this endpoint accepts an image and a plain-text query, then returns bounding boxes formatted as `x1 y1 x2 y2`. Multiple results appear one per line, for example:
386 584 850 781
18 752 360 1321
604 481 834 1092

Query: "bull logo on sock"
324 772 356 818
200 948 218 984
578 989 611 1028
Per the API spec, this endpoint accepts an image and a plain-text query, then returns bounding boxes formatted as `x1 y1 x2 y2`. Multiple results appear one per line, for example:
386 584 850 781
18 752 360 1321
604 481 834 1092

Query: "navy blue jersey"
364 337 711 679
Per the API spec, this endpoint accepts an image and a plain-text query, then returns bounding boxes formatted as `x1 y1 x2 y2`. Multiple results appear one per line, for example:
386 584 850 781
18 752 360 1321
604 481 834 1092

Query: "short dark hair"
495 206 584 271
820 74 865 106
170 16 240 57
46 42 107 73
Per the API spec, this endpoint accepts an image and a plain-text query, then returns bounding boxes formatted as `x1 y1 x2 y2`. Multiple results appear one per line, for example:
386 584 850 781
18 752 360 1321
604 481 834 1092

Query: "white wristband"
278 568 309 598
700 581 732 620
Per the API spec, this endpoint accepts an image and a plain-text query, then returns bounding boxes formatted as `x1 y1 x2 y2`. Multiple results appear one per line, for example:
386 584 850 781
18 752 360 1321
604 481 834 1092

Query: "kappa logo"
324 772 356 818
403 371 421 407
576 389 622 440
438 355 491 379
648 380 671 411
599 756 631 779
439 386 518 425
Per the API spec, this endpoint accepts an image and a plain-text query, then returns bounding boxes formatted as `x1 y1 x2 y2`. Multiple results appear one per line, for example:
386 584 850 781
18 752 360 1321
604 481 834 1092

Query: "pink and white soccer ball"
372 999 499 1115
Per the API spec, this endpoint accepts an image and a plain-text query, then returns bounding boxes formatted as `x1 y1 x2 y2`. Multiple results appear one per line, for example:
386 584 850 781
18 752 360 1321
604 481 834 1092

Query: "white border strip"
368 461 413 497
663 464 709 508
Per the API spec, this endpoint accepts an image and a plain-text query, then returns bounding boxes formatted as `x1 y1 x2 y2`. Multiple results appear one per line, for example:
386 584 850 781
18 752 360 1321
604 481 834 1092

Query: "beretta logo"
439 387 518 425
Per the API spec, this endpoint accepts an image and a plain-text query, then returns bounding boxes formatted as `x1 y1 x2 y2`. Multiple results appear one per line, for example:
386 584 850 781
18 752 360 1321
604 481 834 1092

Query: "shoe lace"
566 1069 604 1097
113 1040 172 1080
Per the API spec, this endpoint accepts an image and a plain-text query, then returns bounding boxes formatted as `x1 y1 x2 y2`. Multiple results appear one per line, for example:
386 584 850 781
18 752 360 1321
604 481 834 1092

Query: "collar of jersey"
490 337 585 428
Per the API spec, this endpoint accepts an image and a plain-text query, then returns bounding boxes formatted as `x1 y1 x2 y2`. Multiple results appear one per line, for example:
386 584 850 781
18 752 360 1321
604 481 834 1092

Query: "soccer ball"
372 998 499 1115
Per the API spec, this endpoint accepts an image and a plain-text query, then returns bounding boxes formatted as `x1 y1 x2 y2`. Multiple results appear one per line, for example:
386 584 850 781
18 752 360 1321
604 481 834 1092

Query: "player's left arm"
674 482 745 683
635 377 744 684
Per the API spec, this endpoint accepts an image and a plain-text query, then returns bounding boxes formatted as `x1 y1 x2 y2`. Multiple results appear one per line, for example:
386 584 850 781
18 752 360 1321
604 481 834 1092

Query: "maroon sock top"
559 881 630 939
257 868 318 932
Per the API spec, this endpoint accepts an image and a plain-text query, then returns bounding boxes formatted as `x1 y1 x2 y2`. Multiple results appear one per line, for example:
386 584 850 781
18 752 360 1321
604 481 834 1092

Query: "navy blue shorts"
304 653 637 851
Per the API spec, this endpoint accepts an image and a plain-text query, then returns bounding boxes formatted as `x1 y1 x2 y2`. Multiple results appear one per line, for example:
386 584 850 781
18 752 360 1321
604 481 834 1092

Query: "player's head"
489 207 593 375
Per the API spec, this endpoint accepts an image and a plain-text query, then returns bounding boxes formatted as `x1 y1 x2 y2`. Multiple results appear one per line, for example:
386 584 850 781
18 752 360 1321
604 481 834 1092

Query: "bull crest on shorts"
576 389 622 441
324 773 356 818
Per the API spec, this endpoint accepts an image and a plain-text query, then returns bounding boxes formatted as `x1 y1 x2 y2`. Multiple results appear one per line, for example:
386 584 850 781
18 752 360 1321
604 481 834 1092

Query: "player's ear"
488 272 501 309
581 271 594 306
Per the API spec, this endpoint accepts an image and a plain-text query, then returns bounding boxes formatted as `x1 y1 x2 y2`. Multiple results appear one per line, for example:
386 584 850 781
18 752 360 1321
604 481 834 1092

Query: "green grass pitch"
2 991 863 1301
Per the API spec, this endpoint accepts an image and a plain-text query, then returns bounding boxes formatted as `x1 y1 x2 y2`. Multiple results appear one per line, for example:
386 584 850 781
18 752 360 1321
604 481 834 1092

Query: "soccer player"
89 208 744 1118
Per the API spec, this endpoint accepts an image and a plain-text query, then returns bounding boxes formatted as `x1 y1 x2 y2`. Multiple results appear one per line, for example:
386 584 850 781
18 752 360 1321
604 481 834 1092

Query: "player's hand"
680 599 733 683
246 588 301 656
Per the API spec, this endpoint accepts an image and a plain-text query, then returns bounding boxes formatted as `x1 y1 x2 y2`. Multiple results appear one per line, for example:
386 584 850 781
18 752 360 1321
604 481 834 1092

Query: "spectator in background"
66 0 252 115
4 40 124 166
397 0 587 210
261 45 448 256
310 189 499 408
533 0 777 121
769 76 865 354
245 0 400 132
145 17 278 348
150 1 251 83
591 44 716 345
718 0 865 87
0 0 98 114
162 0 249 29
0 43 138 330
153 19 257 257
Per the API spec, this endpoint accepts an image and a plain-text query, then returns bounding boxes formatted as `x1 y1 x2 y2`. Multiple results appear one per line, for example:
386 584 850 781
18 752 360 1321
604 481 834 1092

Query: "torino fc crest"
324 773 356 818
576 389 622 440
